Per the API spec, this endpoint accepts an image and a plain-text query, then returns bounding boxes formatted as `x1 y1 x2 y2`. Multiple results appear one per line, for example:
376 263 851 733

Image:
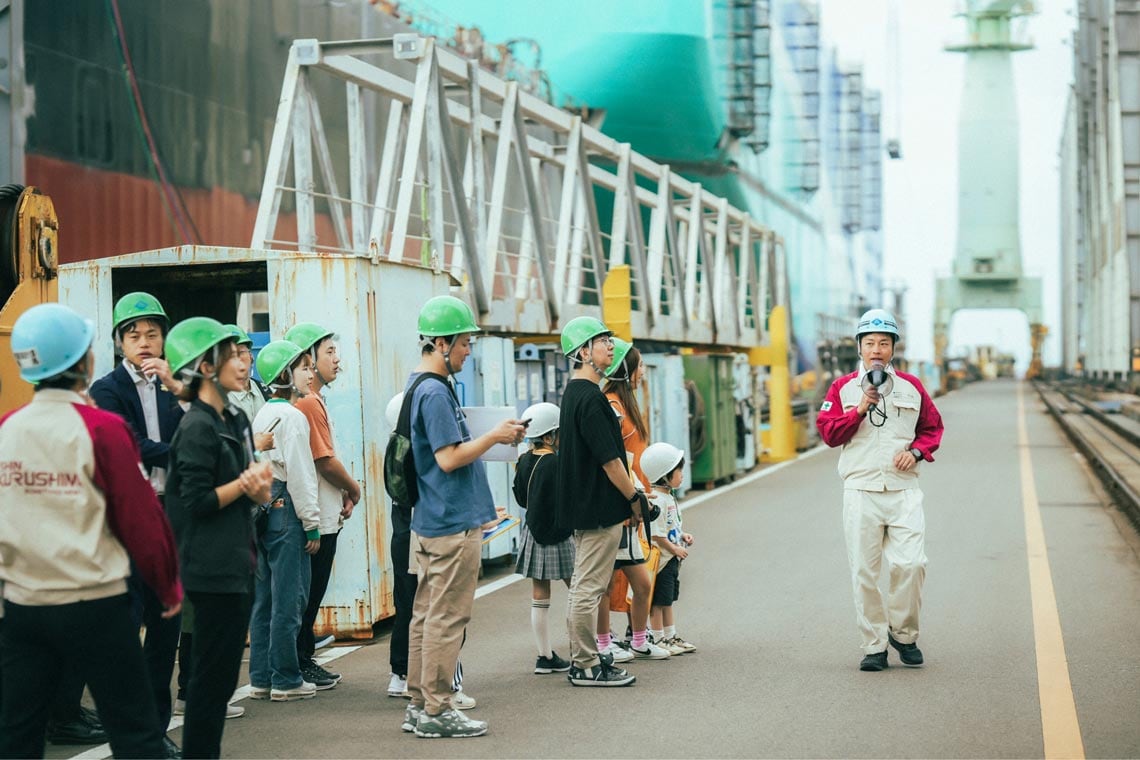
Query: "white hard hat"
855 308 899 340
641 442 684 484
385 391 405 428
521 401 560 437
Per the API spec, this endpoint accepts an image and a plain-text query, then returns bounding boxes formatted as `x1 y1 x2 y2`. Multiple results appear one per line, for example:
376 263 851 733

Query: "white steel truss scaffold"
251 36 788 348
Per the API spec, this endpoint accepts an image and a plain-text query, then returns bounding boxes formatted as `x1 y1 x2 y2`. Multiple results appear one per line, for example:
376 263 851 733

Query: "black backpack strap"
397 372 457 436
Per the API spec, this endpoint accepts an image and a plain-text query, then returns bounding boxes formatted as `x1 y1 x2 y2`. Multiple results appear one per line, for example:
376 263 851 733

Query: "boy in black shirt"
556 317 646 687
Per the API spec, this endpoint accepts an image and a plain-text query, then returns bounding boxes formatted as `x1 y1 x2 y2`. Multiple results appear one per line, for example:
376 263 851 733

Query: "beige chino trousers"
566 523 623 670
406 528 481 714
842 487 927 654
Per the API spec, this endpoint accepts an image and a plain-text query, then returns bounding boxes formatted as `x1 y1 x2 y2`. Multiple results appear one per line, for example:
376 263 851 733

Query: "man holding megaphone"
816 309 944 673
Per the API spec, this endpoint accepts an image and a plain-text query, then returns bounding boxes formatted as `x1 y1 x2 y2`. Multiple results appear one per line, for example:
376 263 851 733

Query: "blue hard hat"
11 303 96 382
855 308 900 340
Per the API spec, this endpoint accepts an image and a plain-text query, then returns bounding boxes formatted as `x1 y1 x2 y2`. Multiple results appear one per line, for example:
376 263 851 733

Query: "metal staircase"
249 35 787 349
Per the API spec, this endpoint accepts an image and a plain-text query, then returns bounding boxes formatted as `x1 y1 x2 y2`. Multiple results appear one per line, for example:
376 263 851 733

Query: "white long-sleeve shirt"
252 399 320 533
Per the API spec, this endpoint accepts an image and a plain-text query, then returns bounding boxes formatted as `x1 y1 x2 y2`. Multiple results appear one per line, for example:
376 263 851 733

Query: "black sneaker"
889 635 924 666
859 651 889 671
567 661 636 687
314 660 341 681
534 651 571 674
300 660 339 690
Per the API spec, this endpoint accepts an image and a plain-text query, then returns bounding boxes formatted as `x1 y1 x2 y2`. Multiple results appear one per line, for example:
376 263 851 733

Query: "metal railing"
251 36 786 348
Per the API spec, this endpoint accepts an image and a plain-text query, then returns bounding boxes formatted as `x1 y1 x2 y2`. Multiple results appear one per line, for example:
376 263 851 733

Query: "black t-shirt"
514 450 569 545
555 378 630 531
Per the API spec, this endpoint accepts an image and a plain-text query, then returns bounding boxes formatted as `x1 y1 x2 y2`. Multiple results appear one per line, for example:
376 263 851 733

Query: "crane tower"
935 1 1046 376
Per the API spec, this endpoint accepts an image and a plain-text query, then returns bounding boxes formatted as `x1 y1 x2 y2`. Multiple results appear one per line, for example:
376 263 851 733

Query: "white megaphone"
861 361 894 416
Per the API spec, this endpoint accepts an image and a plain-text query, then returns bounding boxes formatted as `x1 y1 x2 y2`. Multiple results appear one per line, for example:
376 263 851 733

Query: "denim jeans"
249 481 312 690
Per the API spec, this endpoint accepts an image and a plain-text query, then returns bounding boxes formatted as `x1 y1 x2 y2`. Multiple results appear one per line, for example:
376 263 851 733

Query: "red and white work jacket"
0 389 182 609
816 366 944 492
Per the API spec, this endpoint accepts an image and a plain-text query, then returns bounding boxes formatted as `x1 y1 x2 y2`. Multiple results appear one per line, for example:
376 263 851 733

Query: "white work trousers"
842 488 927 654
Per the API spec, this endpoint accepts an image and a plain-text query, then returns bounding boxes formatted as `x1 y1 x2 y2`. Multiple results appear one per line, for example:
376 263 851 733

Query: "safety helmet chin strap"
55 356 93 389
308 347 336 386
607 359 630 383
420 335 460 377
577 336 607 379
178 345 227 395
267 374 297 397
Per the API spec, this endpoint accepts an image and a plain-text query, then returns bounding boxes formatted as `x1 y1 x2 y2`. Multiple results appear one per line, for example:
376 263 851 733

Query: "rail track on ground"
1034 381 1140 530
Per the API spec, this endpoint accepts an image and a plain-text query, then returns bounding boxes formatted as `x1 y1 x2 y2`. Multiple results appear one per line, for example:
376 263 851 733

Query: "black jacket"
166 399 257 594
90 363 184 472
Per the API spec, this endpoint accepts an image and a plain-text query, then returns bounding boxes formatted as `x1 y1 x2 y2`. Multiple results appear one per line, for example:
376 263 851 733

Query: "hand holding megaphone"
858 361 893 419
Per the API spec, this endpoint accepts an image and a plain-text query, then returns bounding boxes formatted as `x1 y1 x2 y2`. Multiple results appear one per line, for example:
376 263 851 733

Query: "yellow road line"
1018 383 1085 759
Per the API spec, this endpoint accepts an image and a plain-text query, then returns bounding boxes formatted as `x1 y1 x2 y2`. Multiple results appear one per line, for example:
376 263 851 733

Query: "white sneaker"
387 673 409 698
249 686 271 700
225 703 245 719
271 681 317 701
658 637 686 656
314 634 336 650
601 642 634 663
669 635 697 653
450 689 476 710
630 640 671 659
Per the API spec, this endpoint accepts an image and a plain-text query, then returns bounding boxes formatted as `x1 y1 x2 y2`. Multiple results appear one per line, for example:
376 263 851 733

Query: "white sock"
531 599 552 657
649 628 664 642
664 625 676 639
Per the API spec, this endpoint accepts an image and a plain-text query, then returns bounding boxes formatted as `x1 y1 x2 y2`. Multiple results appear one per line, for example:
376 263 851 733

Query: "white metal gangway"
250 35 788 349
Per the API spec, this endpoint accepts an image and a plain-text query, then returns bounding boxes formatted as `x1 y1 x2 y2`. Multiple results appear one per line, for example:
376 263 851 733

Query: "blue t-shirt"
406 372 495 538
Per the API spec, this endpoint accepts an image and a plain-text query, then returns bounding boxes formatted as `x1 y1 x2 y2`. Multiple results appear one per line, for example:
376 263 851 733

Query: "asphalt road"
55 379 1140 758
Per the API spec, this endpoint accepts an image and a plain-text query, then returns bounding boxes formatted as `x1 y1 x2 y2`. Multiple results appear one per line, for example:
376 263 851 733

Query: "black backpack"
383 372 454 507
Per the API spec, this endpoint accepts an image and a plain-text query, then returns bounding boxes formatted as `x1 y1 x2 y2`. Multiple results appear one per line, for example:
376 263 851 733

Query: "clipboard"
482 515 520 544
462 406 520 461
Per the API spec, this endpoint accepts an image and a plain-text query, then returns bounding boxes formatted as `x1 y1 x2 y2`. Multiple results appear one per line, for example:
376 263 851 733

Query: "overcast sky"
819 0 1076 367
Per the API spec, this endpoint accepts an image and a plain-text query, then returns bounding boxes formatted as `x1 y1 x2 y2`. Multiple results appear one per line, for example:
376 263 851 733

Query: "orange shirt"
294 394 335 460
294 392 343 534
605 393 650 490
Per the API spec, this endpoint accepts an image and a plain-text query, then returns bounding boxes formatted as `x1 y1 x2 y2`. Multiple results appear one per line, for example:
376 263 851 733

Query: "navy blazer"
90 363 184 472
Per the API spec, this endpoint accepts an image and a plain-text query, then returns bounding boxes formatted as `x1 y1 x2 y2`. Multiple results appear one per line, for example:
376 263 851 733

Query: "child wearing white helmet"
642 442 697 655
511 402 574 675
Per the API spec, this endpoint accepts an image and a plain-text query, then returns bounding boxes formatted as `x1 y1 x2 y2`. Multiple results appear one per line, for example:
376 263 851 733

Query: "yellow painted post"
749 305 795 462
602 265 632 341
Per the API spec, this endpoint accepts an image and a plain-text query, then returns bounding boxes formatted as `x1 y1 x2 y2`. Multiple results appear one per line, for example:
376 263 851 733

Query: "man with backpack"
394 295 525 739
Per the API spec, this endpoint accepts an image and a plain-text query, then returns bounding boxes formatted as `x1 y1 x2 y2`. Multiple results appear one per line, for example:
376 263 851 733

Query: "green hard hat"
223 323 253 346
603 337 633 378
418 295 481 337
256 340 304 385
285 322 334 353
560 316 610 356
165 317 233 375
112 291 168 334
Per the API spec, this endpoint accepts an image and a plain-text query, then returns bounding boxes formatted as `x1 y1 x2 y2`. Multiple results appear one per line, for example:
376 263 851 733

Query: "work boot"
859 651 888 672
161 735 182 759
889 634 924 666
46 717 108 745
77 706 103 731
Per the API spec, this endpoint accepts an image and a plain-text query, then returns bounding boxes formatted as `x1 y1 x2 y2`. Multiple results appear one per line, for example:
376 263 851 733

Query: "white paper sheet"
463 405 520 462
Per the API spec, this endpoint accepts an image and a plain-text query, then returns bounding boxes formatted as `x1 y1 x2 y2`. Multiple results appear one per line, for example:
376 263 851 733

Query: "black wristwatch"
627 491 641 504
909 447 922 462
